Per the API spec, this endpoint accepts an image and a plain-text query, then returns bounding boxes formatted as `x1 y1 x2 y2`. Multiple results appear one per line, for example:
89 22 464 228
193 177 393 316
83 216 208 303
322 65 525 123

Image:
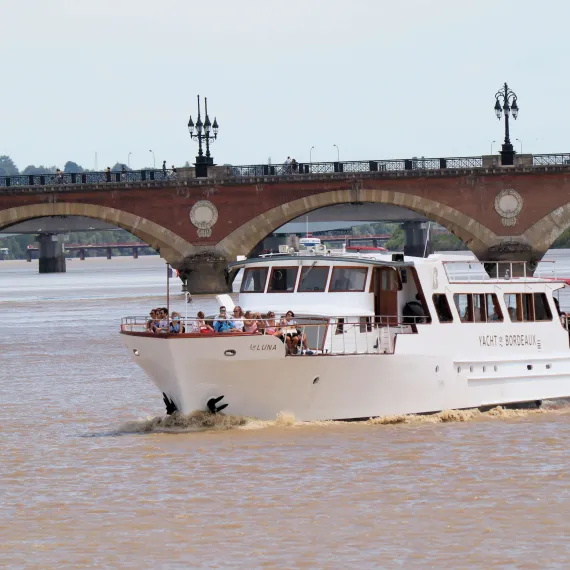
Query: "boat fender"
207 395 228 414
402 301 426 324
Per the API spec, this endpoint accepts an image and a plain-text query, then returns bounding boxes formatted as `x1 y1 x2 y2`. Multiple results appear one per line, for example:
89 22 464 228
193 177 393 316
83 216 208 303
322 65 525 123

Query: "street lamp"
516 138 523 154
310 146 315 163
128 152 132 168
188 95 219 178
491 140 496 154
149 149 155 168
494 82 519 166
333 144 340 162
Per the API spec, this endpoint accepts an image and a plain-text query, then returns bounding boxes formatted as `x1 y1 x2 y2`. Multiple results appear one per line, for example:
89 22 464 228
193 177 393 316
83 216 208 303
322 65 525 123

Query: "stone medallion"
190 200 218 238
494 189 523 227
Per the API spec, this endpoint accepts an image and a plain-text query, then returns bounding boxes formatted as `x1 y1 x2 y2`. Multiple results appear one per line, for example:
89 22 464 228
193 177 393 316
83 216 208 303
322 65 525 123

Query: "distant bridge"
25 242 153 261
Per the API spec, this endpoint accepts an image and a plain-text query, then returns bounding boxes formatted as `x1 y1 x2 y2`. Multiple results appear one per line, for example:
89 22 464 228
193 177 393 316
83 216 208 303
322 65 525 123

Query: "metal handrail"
4 154 570 188
442 260 557 283
120 314 423 355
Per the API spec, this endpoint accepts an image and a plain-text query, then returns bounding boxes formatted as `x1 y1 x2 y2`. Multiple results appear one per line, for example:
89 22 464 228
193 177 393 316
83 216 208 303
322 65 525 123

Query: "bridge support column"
133 247 138 259
403 221 432 258
106 247 112 260
26 249 32 262
37 234 66 273
177 253 230 295
480 242 541 278
79 249 85 260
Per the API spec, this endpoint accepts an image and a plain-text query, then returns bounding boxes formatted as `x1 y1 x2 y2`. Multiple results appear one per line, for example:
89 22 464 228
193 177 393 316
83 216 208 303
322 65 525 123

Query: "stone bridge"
2 154 570 292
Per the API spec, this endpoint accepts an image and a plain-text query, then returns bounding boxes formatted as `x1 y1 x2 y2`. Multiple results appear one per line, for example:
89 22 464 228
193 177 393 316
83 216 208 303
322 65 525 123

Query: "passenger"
214 306 236 333
254 312 265 334
243 310 259 334
193 311 214 334
146 309 157 332
281 311 313 355
232 306 245 332
169 312 185 334
264 311 278 335
159 308 169 332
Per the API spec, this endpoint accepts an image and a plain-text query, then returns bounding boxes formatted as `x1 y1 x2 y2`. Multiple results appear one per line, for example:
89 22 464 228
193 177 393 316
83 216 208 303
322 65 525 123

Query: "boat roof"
228 254 414 270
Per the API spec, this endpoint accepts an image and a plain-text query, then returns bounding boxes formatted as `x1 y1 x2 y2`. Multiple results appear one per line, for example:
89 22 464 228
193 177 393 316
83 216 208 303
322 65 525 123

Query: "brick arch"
522 202 570 256
0 202 197 265
215 188 500 259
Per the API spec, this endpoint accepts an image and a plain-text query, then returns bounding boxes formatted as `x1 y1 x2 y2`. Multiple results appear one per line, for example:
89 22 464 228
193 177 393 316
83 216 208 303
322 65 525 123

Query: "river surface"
3 253 570 569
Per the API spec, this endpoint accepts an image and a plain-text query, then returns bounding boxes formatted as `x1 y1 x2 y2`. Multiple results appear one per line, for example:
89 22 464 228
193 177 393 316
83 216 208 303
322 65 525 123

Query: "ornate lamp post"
494 82 519 166
188 95 219 178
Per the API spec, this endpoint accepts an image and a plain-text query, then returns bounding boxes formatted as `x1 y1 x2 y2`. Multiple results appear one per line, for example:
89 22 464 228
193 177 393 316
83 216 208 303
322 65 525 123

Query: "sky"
1 0 568 171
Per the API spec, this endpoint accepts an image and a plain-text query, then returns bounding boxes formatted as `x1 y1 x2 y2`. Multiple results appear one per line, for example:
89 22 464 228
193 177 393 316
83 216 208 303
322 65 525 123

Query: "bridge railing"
0 169 174 188
532 154 570 166
3 154 570 188
229 156 484 177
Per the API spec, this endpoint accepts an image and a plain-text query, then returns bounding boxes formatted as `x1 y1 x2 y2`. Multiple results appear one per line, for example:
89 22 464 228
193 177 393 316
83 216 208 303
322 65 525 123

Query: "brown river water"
3 254 570 569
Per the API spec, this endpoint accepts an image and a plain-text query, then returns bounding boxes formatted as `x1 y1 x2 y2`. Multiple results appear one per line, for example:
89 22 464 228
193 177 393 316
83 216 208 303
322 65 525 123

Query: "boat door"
372 267 399 325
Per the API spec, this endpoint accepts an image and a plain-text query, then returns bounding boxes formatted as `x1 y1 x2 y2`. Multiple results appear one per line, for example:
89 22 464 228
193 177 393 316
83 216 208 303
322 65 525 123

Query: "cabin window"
360 316 372 333
381 269 398 291
534 293 552 321
504 293 552 322
504 294 519 321
454 294 473 322
433 294 453 323
268 267 298 292
486 294 503 322
241 267 268 293
298 266 329 292
329 267 368 292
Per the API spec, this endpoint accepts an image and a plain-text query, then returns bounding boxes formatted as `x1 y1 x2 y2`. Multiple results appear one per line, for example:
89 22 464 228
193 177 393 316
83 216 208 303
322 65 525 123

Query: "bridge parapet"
3 153 570 191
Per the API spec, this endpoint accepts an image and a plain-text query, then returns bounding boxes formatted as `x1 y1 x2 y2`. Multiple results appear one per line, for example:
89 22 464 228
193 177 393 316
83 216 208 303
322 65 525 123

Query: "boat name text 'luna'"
479 334 537 348
249 344 277 351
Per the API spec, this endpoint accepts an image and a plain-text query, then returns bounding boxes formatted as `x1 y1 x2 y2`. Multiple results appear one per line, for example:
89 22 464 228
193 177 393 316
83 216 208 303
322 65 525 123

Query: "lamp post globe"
188 95 219 178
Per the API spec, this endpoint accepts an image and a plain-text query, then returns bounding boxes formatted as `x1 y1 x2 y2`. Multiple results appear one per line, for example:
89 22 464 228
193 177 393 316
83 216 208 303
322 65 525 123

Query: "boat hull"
121 332 570 421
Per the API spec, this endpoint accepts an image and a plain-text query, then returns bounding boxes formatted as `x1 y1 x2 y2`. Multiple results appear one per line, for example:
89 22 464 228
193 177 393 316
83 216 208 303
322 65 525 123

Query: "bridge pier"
177 253 230 295
37 234 66 273
133 247 138 259
403 221 433 258
106 247 112 260
79 248 85 260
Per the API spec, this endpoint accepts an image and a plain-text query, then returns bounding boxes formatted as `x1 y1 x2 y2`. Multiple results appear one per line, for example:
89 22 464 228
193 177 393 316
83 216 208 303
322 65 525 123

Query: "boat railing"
120 315 424 355
443 259 557 283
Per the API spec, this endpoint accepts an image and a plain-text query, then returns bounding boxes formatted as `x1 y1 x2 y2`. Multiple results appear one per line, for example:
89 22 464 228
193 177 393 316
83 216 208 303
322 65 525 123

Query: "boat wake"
117 400 570 434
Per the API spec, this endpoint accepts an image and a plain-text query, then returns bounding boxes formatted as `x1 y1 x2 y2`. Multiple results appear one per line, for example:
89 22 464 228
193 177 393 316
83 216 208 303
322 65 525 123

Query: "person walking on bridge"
162 160 167 178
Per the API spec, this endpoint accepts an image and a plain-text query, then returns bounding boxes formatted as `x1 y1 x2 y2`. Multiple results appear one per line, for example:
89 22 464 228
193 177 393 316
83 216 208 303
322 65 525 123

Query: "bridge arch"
216 187 500 260
0 202 198 265
522 202 570 256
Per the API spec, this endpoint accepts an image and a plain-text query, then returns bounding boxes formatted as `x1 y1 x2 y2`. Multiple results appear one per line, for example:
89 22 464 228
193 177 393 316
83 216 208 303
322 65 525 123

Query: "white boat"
120 249 570 421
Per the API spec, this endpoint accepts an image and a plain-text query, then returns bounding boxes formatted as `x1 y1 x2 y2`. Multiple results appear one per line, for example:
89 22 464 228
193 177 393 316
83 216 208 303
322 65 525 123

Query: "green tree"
0 155 18 176
64 161 84 173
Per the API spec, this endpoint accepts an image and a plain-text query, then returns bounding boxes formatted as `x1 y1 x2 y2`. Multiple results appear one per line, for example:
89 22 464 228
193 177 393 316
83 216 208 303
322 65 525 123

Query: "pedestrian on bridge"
162 160 167 178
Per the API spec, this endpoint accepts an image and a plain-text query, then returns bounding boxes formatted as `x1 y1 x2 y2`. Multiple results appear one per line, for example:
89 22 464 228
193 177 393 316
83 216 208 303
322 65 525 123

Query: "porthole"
546 364 552 370
133 349 140 356
482 366 486 373
457 366 461 373
470 366 473 373
435 365 440 373
494 365 498 372
527 364 533 371
313 376 320 385
224 349 236 357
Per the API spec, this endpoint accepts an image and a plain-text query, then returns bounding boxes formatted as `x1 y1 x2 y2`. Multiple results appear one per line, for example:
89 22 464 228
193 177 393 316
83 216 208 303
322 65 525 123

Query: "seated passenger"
169 312 185 334
214 306 236 333
146 309 157 332
232 306 245 332
254 312 265 334
158 308 169 332
264 311 278 335
281 311 313 355
192 311 214 334
243 310 259 334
